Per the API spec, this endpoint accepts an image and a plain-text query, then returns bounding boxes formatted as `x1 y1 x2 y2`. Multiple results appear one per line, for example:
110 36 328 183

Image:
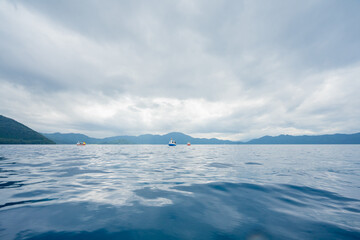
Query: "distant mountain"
43 132 235 144
41 132 102 144
43 131 360 145
100 132 235 144
0 115 55 144
246 133 360 144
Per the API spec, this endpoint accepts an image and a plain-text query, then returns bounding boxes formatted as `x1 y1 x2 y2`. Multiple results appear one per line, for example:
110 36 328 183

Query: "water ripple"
0 145 359 240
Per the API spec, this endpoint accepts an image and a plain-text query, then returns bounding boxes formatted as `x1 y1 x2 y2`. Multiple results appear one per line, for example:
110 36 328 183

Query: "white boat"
168 139 176 146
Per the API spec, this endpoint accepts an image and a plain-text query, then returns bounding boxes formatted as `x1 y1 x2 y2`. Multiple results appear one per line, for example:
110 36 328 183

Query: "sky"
0 0 359 141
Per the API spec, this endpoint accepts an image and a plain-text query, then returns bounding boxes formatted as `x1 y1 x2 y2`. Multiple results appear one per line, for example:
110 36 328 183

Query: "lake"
0 145 359 239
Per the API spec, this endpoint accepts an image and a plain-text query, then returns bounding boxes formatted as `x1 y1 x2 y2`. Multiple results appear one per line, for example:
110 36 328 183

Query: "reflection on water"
0 145 359 239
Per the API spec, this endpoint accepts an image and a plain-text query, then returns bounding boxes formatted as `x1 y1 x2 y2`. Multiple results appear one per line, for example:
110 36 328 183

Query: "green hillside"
0 115 55 144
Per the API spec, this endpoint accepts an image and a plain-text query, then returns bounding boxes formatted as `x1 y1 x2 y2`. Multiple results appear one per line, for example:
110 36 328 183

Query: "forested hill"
0 115 54 144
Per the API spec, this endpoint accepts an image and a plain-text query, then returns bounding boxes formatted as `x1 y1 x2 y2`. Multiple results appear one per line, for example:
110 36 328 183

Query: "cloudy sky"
0 0 359 141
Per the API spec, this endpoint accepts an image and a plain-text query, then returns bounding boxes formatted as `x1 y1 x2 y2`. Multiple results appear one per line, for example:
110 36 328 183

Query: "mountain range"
42 132 235 144
1 114 360 144
246 133 360 144
42 132 360 145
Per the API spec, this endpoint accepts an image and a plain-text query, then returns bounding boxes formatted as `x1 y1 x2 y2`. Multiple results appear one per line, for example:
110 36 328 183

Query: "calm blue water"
0 145 359 240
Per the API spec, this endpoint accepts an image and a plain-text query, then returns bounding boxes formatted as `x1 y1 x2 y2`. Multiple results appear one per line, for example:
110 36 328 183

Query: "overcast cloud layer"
1 0 359 140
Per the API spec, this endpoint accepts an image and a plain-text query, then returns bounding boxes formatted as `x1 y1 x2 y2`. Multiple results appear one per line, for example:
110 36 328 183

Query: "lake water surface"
0 145 359 239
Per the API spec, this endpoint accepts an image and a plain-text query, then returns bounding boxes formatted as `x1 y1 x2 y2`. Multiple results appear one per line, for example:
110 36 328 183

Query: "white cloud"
0 0 359 140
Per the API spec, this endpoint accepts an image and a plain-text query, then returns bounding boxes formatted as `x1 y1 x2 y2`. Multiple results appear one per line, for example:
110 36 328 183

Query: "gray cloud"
0 0 359 140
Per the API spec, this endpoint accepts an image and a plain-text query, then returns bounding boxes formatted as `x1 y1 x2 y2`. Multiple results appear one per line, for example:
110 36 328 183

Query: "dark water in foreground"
0 145 359 240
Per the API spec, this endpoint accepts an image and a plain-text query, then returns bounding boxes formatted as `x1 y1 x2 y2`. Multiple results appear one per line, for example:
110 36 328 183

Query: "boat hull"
168 144 176 146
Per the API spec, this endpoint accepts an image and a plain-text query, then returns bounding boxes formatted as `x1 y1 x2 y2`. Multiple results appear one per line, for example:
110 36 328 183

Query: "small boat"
187 142 191 146
168 139 176 146
77 142 86 146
